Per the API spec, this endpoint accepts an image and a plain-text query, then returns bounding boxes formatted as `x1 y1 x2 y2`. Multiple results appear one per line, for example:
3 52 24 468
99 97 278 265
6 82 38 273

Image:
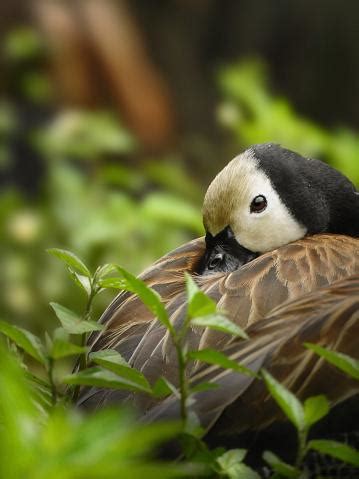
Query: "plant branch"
48 358 57 406
295 428 308 469
173 336 188 425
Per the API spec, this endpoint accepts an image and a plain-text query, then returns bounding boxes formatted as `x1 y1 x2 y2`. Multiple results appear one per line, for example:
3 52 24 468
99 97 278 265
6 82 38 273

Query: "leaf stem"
173 337 188 425
79 288 96 371
295 428 308 469
73 286 96 402
48 358 57 406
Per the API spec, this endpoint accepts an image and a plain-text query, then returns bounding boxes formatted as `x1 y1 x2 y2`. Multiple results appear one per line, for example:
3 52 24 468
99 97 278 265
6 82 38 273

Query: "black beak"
198 226 258 275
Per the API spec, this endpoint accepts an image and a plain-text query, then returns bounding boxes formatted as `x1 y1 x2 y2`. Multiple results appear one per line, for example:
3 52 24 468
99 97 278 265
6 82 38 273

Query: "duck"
79 143 359 473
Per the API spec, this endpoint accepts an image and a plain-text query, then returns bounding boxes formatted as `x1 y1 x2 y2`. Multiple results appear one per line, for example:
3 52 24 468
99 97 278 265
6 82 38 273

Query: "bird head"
200 143 359 273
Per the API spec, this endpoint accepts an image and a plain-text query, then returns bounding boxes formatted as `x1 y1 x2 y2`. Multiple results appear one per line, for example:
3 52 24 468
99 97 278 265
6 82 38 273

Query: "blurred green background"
1 0 359 335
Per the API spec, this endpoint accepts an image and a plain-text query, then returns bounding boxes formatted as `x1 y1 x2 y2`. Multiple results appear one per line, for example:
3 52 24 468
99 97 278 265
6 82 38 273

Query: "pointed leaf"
90 350 151 392
98 277 127 289
191 314 248 339
305 343 359 380
0 320 46 364
68 270 92 296
95 263 117 280
188 349 256 377
152 377 179 399
188 291 217 317
217 449 247 469
190 381 219 394
115 266 172 332
224 463 261 479
185 273 199 302
308 439 359 466
262 370 305 430
50 327 87 359
303 395 329 427
64 367 152 394
26 372 53 409
50 337 87 359
89 349 128 366
216 449 261 479
47 248 91 277
45 332 53 351
183 410 204 438
185 274 220 317
262 451 299 478
50 302 103 334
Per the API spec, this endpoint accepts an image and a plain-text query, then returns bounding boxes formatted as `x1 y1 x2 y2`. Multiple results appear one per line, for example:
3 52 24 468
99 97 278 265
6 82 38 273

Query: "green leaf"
216 449 260 479
47 248 91 277
217 449 247 468
94 263 117 280
68 270 92 296
185 273 199 302
223 463 261 479
4 27 43 61
188 291 217 318
183 411 204 438
308 439 359 467
93 265 118 293
64 366 152 394
89 349 129 366
262 451 299 478
98 277 127 289
305 343 359 380
303 395 330 428
188 349 256 377
185 276 217 318
0 320 46 364
191 314 248 339
26 372 53 406
152 377 179 398
90 350 151 392
50 329 87 359
51 341 87 360
50 302 103 334
142 192 203 235
261 370 305 431
190 381 219 394
115 266 172 332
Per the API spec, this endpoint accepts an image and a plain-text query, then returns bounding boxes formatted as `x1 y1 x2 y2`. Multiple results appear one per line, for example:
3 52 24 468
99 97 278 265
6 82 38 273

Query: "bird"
79 143 359 475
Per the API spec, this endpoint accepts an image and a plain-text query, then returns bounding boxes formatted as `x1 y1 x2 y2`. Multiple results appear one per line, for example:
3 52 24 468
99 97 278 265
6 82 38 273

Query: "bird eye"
250 195 267 213
208 253 224 270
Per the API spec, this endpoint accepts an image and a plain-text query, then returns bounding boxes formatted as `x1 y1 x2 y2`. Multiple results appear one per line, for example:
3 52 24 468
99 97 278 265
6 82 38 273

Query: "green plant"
261 362 359 478
0 339 194 479
218 60 359 185
0 110 203 334
2 248 359 478
65 269 252 427
0 248 260 477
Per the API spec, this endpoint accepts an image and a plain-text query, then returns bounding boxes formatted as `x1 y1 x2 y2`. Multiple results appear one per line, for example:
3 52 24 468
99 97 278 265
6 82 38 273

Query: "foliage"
1 250 358 478
2 26 359 479
261 367 359 476
0 105 203 333
0 340 193 479
305 342 359 380
218 60 359 185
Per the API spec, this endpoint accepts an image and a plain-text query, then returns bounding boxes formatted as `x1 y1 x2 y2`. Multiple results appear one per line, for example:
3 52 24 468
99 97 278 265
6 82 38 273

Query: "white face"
203 150 307 252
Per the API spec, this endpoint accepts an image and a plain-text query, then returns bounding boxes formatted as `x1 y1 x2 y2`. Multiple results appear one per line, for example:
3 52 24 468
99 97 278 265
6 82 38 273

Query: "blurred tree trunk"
33 0 176 151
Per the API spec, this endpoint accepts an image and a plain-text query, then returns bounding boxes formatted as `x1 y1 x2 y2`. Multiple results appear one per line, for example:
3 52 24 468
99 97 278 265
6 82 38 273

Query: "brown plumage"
146 271 359 436
78 144 359 476
80 234 359 431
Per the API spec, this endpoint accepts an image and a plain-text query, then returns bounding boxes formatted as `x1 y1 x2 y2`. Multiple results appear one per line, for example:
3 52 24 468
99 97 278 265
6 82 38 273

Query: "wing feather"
79 234 359 420
144 276 359 435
